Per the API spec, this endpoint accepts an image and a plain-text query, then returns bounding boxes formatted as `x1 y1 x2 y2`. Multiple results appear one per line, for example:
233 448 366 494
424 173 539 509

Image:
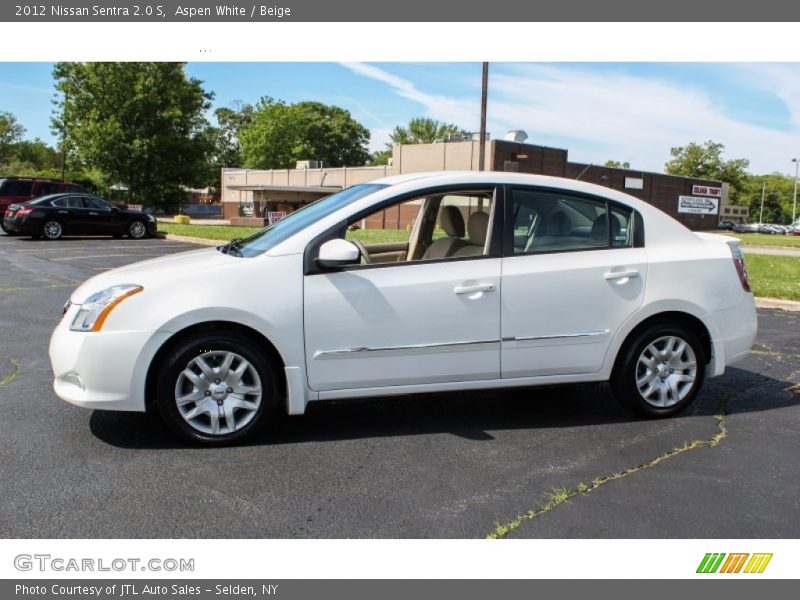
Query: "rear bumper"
707 293 758 377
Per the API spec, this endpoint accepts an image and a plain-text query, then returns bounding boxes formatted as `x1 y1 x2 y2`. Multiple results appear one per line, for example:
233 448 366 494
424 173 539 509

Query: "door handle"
89 212 98 216
604 269 640 281
454 283 496 295
58 210 68 214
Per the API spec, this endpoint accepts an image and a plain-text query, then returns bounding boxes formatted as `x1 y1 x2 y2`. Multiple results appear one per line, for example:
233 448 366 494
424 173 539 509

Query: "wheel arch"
610 310 713 376
144 320 288 412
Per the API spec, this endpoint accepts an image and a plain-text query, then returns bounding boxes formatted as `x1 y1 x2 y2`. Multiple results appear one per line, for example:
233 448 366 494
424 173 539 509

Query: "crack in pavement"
487 375 768 539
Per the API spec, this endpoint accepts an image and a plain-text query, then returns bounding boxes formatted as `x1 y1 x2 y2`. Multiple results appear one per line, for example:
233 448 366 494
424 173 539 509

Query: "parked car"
3 193 157 240
717 220 736 231
734 223 759 233
757 223 782 235
0 177 87 234
49 172 757 445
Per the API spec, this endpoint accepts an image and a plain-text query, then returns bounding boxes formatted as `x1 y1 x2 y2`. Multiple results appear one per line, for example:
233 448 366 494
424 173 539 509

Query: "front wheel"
155 332 279 445
128 220 147 239
611 324 705 417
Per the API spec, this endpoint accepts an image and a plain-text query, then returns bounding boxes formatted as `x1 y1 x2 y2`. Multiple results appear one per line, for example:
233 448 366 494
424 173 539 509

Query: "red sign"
691 185 722 197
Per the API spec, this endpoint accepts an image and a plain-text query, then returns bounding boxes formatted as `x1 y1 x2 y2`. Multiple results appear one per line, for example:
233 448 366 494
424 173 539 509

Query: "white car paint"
49 171 757 425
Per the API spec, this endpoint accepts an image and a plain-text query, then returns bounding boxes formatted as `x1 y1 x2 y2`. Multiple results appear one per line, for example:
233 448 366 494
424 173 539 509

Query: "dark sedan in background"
3 194 157 240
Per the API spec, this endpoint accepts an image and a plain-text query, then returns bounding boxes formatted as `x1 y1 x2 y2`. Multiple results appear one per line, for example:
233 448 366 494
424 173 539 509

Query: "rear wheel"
611 323 705 417
155 332 279 445
41 219 63 240
128 220 147 239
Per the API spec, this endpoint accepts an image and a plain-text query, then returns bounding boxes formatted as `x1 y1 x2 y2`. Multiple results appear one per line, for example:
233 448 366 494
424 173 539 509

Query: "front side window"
340 188 495 265
509 189 634 254
85 197 113 210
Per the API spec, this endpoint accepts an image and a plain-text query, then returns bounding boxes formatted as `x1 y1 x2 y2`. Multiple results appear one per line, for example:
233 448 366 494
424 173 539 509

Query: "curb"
755 297 800 312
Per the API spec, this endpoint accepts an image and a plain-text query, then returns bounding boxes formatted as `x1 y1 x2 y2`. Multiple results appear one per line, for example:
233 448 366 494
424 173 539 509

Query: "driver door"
303 186 502 392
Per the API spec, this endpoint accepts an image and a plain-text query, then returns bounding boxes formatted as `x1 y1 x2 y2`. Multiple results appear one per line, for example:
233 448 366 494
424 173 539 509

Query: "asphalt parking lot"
0 231 798 538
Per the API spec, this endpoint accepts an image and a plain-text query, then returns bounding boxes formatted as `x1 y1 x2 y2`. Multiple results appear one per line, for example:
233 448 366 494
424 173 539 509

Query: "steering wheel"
350 238 373 264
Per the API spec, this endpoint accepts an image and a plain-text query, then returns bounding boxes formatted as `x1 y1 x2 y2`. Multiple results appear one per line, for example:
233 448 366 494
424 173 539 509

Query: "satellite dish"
504 130 528 143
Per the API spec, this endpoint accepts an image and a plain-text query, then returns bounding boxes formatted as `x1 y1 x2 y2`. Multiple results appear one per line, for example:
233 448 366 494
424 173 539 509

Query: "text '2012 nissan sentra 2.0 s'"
49 172 757 445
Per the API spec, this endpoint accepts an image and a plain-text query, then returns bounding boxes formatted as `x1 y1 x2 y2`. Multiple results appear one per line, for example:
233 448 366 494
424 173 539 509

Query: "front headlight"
146 214 155 222
70 284 143 332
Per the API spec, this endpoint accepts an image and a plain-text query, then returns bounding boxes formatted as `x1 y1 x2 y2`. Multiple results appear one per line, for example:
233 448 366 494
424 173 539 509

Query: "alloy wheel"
43 220 62 240
129 221 146 239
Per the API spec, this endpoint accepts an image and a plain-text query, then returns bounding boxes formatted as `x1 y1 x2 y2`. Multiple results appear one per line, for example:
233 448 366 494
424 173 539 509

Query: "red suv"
1 177 88 234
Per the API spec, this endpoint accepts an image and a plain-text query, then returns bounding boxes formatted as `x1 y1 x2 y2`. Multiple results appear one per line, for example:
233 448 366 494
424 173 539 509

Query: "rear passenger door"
500 187 648 378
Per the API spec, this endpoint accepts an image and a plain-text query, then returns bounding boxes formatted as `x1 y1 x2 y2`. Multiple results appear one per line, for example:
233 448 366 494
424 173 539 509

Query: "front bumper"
49 305 170 412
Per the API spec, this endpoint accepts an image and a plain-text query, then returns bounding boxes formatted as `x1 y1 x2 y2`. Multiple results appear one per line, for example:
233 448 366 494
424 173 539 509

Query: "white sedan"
50 172 757 444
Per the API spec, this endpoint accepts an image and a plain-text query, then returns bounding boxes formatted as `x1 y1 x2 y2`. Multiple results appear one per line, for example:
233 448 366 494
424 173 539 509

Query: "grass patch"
720 232 800 248
158 222 261 241
745 254 800 301
0 357 19 387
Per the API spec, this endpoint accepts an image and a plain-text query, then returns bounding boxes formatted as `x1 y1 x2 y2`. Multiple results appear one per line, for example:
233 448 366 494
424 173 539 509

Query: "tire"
41 219 63 240
155 332 279 445
611 323 705 418
128 220 147 239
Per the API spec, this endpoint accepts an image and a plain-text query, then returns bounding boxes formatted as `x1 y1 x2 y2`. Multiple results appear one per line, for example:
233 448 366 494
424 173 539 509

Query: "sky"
1 61 799 175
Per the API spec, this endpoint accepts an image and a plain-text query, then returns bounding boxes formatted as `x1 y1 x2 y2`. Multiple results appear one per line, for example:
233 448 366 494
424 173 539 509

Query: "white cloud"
344 62 800 175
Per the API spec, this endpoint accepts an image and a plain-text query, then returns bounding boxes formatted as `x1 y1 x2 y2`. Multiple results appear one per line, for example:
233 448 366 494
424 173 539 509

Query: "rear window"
0 180 34 197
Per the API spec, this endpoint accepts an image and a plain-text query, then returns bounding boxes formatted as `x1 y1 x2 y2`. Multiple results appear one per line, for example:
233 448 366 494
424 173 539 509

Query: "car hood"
70 246 237 303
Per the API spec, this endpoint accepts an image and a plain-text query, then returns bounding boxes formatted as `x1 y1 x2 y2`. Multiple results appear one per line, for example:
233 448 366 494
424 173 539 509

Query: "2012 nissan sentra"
49 172 757 445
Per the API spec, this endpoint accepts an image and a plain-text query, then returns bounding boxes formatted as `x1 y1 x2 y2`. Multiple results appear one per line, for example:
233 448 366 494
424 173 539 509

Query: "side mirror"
316 239 361 268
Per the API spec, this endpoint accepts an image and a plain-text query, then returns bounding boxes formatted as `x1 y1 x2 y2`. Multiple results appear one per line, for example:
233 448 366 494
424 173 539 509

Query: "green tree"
369 117 466 166
389 117 464 145
665 140 750 202
240 98 370 169
739 173 795 224
211 101 254 169
0 111 26 164
11 139 61 171
52 62 213 208
604 159 630 169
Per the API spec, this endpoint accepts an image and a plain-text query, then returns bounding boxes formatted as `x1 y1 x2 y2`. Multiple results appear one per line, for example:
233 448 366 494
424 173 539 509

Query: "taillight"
15 206 34 217
731 246 751 292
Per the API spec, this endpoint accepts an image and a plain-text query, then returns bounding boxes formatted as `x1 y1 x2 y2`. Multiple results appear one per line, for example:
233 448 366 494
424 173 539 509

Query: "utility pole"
478 62 488 172
60 90 68 182
792 158 799 223
759 182 765 224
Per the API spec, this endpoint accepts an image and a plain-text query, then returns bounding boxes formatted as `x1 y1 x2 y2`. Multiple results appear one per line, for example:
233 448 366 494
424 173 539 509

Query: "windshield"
227 183 388 258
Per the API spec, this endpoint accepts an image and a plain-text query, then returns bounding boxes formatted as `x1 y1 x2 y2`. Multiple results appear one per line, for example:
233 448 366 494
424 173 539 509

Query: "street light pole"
759 182 765 224
792 158 799 223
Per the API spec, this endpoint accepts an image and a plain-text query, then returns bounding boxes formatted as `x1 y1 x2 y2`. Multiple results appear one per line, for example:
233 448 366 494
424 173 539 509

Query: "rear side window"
508 188 636 255
37 182 60 196
53 196 85 208
0 181 34 196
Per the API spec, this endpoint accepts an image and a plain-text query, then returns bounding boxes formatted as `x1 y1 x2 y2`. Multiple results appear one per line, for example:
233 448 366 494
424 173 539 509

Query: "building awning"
226 184 342 194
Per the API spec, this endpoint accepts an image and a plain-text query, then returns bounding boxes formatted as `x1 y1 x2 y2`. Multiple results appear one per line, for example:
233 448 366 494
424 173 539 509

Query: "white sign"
127 204 142 211
268 211 287 224
625 177 644 190
691 184 722 197
678 195 719 214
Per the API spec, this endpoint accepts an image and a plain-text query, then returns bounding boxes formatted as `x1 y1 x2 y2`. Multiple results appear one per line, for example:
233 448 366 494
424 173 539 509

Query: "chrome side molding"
314 339 500 360
501 329 610 343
